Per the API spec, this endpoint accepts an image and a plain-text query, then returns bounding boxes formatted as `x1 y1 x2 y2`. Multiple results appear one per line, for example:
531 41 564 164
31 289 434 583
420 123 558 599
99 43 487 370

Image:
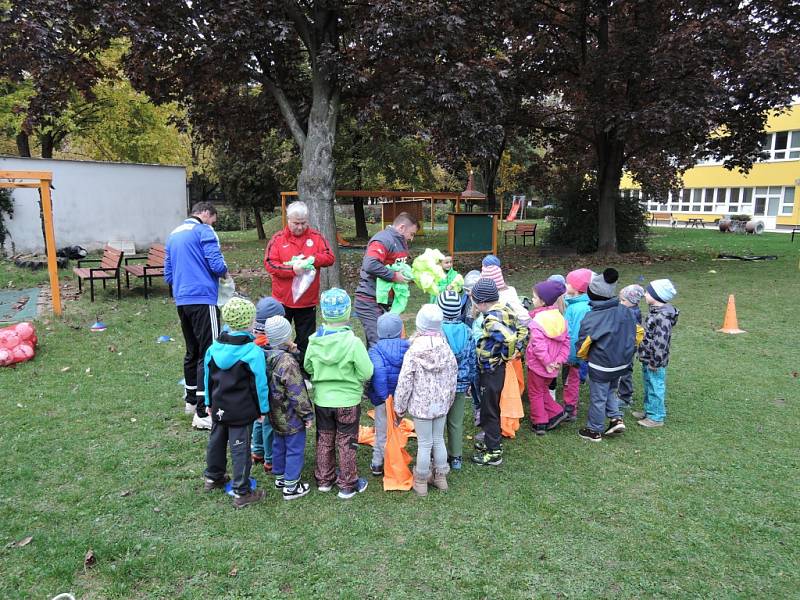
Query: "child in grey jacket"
393 304 458 496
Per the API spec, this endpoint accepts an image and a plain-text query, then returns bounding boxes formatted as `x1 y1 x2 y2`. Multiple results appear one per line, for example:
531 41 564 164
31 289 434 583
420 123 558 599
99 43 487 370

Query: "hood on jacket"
565 293 589 307
373 337 410 367
209 330 256 369
529 307 567 339
652 303 679 325
442 321 470 354
588 297 620 312
408 335 454 373
308 326 360 364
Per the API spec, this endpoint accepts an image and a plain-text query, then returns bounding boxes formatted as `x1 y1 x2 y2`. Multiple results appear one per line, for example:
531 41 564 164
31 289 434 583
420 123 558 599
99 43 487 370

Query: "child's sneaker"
263 462 273 474
604 418 626 436
251 453 264 464
203 474 230 492
283 482 311 500
632 410 646 420
637 418 664 428
274 476 285 490
532 423 547 436
448 456 462 471
564 406 578 422
184 401 195 415
472 449 503 466
337 477 368 499
191 413 212 430
370 464 384 476
232 489 266 509
578 427 602 442
317 484 333 492
546 411 567 431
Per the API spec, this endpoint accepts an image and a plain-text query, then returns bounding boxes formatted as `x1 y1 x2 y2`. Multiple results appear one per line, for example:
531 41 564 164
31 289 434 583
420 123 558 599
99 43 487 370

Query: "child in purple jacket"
526 279 570 435
366 313 410 476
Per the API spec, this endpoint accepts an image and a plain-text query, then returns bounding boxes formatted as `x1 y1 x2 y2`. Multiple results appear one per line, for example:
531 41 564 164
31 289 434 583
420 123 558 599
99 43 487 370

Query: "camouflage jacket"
264 346 313 435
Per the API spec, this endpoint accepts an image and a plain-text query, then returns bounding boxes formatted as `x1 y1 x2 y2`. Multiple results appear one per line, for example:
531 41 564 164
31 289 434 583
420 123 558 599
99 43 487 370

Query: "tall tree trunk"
483 134 506 213
297 80 341 289
253 206 266 240
353 168 368 240
40 132 54 159
16 131 31 157
596 139 625 254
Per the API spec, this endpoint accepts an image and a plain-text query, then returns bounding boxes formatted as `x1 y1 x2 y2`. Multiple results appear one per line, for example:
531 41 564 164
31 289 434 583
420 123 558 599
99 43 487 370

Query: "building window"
741 188 753 213
728 188 739 213
759 130 800 161
680 189 690 211
781 187 795 215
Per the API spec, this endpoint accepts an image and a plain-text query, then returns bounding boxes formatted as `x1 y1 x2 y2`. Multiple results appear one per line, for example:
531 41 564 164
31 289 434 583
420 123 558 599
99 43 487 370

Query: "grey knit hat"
254 297 285 333
415 304 443 334
264 316 293 347
588 268 619 301
377 312 403 339
470 278 499 303
463 270 481 292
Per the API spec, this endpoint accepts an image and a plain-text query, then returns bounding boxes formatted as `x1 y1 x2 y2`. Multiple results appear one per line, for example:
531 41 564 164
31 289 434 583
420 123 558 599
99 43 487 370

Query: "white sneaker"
192 413 212 430
184 402 195 415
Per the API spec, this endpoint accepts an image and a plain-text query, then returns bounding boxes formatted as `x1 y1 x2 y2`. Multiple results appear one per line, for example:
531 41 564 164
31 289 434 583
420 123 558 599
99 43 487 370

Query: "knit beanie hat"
566 268 594 294
253 297 285 333
620 284 646 305
377 312 403 339
480 264 506 290
463 270 481 292
221 297 257 331
416 303 443 334
482 254 501 268
264 315 292 347
647 279 677 303
320 287 351 322
534 279 567 307
548 274 566 286
471 278 500 304
437 290 462 321
587 268 619 301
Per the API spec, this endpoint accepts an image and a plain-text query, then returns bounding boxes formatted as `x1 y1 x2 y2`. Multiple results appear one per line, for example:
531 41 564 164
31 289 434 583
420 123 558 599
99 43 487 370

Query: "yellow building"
621 103 800 231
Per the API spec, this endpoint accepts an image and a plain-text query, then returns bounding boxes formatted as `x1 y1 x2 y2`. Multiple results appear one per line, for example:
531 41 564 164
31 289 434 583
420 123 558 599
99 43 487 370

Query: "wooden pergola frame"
279 189 483 232
0 170 62 316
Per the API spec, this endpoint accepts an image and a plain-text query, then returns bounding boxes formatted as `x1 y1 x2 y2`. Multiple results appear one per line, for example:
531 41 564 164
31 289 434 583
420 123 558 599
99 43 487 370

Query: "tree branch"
262 76 307 150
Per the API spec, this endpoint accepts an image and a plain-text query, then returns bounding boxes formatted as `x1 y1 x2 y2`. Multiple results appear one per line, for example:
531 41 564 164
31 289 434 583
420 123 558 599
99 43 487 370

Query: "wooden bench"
73 245 124 301
648 212 675 227
123 243 167 299
504 222 536 246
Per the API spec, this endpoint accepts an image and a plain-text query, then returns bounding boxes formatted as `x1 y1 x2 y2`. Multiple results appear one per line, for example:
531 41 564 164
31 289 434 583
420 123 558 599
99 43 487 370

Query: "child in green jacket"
304 288 374 500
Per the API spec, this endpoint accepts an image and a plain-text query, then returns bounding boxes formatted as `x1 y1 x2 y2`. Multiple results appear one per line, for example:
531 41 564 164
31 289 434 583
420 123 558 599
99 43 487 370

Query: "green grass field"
1 226 798 599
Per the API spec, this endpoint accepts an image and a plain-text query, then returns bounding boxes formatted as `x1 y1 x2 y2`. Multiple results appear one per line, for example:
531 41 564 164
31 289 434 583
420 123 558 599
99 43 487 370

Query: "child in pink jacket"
526 279 570 435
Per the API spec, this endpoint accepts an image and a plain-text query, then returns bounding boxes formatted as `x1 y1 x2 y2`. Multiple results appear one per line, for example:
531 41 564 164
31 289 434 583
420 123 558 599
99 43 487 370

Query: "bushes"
0 188 13 252
543 179 649 254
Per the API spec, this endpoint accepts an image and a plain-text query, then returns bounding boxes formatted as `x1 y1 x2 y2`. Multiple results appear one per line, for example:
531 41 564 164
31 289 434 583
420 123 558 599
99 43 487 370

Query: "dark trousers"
273 429 307 485
354 296 388 348
314 405 360 491
205 421 252 495
178 304 220 417
479 363 506 452
283 305 317 366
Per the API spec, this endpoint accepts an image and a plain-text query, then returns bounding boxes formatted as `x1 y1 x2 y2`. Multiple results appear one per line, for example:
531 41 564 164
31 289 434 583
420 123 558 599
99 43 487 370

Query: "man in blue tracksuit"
165 202 228 429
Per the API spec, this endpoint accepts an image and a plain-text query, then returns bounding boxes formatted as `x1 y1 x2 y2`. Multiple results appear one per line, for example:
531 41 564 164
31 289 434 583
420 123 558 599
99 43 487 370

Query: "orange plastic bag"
383 395 413 491
500 358 525 438
358 425 375 446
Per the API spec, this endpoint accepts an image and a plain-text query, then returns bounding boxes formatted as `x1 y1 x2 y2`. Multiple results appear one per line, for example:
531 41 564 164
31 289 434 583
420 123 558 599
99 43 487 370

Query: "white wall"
1 157 187 254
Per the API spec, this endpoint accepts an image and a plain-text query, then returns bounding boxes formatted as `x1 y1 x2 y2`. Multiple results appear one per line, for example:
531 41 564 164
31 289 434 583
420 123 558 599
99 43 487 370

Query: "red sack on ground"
0 322 37 367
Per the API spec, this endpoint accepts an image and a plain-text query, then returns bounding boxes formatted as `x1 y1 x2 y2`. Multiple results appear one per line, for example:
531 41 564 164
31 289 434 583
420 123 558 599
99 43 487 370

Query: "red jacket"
264 226 336 308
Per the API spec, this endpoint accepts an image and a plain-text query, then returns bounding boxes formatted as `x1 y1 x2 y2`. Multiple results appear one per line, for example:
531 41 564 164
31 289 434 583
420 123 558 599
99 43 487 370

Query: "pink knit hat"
566 268 594 294
480 265 506 290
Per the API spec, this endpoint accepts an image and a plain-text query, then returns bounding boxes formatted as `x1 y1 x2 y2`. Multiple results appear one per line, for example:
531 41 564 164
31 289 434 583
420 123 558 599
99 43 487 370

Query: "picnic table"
686 218 705 228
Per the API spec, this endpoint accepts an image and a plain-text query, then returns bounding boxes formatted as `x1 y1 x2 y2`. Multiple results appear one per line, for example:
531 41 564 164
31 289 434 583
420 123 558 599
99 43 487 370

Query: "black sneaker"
578 427 602 442
370 463 384 476
203 474 230 492
274 477 285 490
474 439 503 452
564 407 578 422
533 423 547 436
546 411 567 431
282 481 311 500
472 449 503 466
604 418 626 436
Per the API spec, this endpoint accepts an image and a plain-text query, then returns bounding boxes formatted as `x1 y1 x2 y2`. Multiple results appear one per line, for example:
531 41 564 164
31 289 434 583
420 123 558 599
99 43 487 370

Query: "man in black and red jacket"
354 212 418 347
264 201 336 364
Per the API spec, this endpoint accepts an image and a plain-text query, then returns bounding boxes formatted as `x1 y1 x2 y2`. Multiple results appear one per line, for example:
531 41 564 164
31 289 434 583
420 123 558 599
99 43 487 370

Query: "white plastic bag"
217 276 236 306
291 269 316 303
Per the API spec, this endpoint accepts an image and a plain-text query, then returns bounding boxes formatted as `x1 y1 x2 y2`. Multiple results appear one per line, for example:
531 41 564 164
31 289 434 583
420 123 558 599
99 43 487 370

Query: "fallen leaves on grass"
228 565 238 577
84 549 96 569
6 536 33 548
120 490 132 497
60 366 70 372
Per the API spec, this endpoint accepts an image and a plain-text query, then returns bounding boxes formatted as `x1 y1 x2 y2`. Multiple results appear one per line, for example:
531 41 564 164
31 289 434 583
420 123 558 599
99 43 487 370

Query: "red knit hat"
566 268 594 294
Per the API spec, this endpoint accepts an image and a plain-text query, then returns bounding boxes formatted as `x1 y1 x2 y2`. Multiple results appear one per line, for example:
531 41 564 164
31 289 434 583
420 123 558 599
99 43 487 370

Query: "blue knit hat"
482 254 501 267
548 274 566 286
254 297 285 333
320 287 351 322
647 279 677 303
471 278 499 303
377 313 403 339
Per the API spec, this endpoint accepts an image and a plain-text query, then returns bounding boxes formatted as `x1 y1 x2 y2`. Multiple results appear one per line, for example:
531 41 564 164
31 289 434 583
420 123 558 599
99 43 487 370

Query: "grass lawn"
1 225 798 599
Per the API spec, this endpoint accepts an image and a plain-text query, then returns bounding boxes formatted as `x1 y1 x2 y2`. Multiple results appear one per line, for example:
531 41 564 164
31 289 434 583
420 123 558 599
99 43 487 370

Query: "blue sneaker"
449 456 462 471
337 477 368 499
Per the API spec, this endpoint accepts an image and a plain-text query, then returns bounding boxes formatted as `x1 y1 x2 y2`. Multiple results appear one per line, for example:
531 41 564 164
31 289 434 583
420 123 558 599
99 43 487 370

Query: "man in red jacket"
264 201 336 363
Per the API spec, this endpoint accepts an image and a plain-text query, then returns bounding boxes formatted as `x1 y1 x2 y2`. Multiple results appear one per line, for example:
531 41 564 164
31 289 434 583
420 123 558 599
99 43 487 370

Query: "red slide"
505 199 521 222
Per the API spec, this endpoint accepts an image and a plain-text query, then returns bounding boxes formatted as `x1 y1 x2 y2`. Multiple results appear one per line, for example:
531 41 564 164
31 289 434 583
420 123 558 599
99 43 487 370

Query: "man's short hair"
286 201 309 220
190 201 217 216
393 212 418 227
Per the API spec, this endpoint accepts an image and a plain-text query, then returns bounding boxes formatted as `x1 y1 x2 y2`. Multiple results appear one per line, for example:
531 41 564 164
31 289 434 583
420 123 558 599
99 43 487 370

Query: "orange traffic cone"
717 294 746 334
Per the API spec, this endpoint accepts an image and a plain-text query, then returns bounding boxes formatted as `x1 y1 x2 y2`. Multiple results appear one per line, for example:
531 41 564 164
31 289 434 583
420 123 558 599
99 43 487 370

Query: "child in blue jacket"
366 313 410 476
438 291 477 470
